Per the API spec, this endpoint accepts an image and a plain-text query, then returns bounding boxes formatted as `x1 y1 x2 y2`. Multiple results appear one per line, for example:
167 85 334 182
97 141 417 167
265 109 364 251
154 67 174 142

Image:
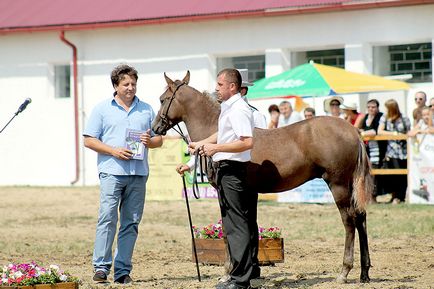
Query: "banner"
408 134 434 204
277 179 333 203
147 138 183 200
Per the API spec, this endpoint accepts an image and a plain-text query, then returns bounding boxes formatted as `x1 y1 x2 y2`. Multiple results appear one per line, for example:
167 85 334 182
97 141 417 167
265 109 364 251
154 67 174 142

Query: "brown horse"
152 71 373 283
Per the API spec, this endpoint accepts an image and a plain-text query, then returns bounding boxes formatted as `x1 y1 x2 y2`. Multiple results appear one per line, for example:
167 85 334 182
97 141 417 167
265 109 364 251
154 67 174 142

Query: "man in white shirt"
277 100 302 127
176 69 265 175
190 68 258 289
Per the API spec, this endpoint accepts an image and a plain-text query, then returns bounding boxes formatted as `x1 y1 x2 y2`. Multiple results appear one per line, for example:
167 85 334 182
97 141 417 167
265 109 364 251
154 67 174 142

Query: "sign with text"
408 134 434 204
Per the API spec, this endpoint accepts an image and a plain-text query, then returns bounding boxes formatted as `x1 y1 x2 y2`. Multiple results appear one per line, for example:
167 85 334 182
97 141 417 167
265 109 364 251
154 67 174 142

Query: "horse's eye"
160 98 164 104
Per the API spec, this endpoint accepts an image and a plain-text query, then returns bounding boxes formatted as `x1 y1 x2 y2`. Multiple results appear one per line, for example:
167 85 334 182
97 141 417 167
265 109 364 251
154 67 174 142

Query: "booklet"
125 129 145 160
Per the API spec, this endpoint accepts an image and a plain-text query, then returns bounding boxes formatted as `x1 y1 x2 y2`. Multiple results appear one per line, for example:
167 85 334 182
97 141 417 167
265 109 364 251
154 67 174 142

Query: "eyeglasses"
415 98 424 101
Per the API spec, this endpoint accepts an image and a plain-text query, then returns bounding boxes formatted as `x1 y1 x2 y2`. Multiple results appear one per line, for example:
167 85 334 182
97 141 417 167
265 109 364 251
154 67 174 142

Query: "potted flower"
192 220 284 265
0 262 80 289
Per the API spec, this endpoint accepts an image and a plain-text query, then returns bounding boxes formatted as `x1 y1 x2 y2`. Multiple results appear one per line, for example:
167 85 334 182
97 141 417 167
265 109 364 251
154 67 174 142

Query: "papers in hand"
125 129 145 160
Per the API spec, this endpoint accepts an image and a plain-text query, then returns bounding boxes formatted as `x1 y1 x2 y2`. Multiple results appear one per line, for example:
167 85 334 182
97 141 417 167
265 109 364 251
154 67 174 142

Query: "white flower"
49 264 60 272
13 271 23 278
59 274 68 281
2 277 8 284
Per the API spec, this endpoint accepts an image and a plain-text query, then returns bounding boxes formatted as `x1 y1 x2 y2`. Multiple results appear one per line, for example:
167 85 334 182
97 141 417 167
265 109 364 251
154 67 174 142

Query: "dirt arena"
0 187 433 289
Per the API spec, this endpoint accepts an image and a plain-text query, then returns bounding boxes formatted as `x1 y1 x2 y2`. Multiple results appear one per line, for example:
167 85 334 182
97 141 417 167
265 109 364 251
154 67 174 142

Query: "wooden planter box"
0 282 78 289
192 238 284 265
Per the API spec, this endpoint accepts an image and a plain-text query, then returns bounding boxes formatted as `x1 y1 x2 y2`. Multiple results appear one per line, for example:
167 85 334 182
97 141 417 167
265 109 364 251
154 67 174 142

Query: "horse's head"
152 71 190 135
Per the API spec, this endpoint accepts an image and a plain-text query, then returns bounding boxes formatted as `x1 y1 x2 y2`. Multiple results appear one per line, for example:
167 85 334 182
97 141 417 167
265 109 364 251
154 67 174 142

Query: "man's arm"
201 136 253 156
188 132 218 152
83 136 132 160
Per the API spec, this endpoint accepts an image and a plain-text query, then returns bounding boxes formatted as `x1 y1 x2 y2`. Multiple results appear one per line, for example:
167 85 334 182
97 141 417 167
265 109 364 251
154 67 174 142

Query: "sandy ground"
0 186 433 289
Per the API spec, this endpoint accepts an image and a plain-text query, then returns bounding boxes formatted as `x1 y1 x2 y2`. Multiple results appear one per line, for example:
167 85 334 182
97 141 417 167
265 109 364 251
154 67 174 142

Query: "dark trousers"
381 158 407 201
216 160 259 286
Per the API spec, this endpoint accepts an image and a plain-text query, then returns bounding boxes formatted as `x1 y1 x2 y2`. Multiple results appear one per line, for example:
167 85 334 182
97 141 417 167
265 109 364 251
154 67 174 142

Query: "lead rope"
173 123 204 199
182 175 201 282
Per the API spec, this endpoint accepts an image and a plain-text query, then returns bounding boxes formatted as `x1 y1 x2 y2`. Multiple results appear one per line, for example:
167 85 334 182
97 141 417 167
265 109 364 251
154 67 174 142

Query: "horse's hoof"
336 275 347 284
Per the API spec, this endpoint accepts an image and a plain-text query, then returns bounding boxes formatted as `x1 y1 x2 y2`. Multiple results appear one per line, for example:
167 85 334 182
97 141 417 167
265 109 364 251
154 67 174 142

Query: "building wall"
0 4 433 186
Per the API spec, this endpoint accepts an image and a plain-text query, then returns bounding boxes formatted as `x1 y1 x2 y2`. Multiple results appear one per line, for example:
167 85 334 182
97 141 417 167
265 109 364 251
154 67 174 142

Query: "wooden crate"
192 238 284 265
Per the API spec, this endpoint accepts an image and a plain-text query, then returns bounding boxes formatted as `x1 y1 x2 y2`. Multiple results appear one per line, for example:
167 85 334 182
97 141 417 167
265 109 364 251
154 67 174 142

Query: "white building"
0 0 433 186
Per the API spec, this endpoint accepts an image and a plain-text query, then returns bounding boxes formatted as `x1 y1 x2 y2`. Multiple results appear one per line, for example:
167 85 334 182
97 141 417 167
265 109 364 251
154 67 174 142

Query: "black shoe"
93 270 107 282
114 274 133 284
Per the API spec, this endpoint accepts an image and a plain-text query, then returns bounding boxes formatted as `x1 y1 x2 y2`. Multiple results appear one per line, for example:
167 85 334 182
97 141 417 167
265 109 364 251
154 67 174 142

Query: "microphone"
16 98 32 115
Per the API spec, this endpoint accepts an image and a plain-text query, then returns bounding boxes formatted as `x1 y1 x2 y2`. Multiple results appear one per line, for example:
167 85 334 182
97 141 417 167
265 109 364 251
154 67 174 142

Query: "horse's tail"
352 138 374 212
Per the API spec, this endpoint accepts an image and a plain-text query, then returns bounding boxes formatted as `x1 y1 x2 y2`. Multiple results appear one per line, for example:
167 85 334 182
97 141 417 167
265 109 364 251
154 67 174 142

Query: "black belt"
215 160 248 168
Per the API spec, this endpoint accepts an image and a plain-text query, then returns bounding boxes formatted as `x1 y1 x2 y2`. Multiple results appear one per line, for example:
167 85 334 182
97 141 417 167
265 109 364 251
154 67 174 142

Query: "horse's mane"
200 90 221 112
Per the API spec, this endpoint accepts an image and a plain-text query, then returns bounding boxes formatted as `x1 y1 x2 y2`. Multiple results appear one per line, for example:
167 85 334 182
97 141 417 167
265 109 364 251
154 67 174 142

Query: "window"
216 55 265 82
55 65 71 98
306 49 345 68
389 43 432 83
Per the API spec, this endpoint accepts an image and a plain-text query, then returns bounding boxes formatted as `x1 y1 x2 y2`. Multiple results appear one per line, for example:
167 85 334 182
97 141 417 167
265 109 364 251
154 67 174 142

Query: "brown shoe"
93 270 107 282
114 274 133 284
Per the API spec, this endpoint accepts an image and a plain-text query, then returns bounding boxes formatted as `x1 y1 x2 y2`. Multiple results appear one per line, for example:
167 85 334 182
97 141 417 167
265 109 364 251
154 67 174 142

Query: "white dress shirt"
213 93 254 162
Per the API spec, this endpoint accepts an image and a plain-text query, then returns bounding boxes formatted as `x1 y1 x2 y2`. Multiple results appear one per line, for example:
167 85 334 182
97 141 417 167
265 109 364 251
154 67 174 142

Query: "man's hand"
111 147 133 160
200 144 218 157
140 129 152 147
176 164 190 176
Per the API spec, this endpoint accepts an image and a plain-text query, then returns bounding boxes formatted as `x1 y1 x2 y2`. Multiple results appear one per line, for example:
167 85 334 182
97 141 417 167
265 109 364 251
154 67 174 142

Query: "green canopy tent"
247 62 410 100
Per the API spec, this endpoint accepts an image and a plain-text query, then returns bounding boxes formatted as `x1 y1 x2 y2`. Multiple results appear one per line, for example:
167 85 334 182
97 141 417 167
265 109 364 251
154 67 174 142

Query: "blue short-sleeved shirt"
83 96 155 176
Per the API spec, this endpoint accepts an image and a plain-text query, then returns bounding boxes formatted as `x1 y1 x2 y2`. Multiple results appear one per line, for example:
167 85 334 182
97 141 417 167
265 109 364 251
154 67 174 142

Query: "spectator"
278 100 302 127
323 96 344 118
303 107 316 119
408 106 434 137
429 97 434 127
340 101 365 128
360 99 385 167
83 64 163 284
359 99 386 202
267 104 280 129
412 91 427 127
378 99 411 204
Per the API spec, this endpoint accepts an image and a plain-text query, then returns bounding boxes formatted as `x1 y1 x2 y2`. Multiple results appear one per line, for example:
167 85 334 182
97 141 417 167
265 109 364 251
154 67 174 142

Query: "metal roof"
0 0 427 33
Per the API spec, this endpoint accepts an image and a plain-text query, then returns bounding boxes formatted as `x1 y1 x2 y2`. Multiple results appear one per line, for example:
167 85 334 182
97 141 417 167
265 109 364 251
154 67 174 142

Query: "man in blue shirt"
83 64 162 284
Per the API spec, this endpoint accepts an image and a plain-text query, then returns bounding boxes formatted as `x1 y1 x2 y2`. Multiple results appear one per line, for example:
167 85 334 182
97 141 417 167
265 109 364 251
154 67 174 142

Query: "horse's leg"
336 204 356 284
336 204 357 283
356 211 371 283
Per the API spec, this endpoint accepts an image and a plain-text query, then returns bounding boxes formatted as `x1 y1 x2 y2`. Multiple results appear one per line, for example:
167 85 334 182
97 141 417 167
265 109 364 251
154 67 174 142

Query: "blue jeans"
93 173 148 280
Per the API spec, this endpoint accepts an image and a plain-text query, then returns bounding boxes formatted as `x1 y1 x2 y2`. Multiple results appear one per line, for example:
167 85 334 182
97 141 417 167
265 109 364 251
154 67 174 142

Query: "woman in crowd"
408 106 434 136
323 96 344 118
360 99 386 203
340 101 365 128
378 99 411 204
267 104 280 129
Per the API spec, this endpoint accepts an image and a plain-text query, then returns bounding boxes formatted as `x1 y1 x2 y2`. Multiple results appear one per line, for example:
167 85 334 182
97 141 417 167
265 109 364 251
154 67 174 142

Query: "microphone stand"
0 105 28 134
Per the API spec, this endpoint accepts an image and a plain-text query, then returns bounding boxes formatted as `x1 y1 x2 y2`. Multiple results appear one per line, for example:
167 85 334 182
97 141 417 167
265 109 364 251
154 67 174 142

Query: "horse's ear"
164 72 176 91
182 71 190 85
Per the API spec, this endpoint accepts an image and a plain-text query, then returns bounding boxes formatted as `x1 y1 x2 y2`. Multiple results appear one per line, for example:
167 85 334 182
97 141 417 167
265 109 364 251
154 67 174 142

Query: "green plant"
0 262 79 286
193 220 281 239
